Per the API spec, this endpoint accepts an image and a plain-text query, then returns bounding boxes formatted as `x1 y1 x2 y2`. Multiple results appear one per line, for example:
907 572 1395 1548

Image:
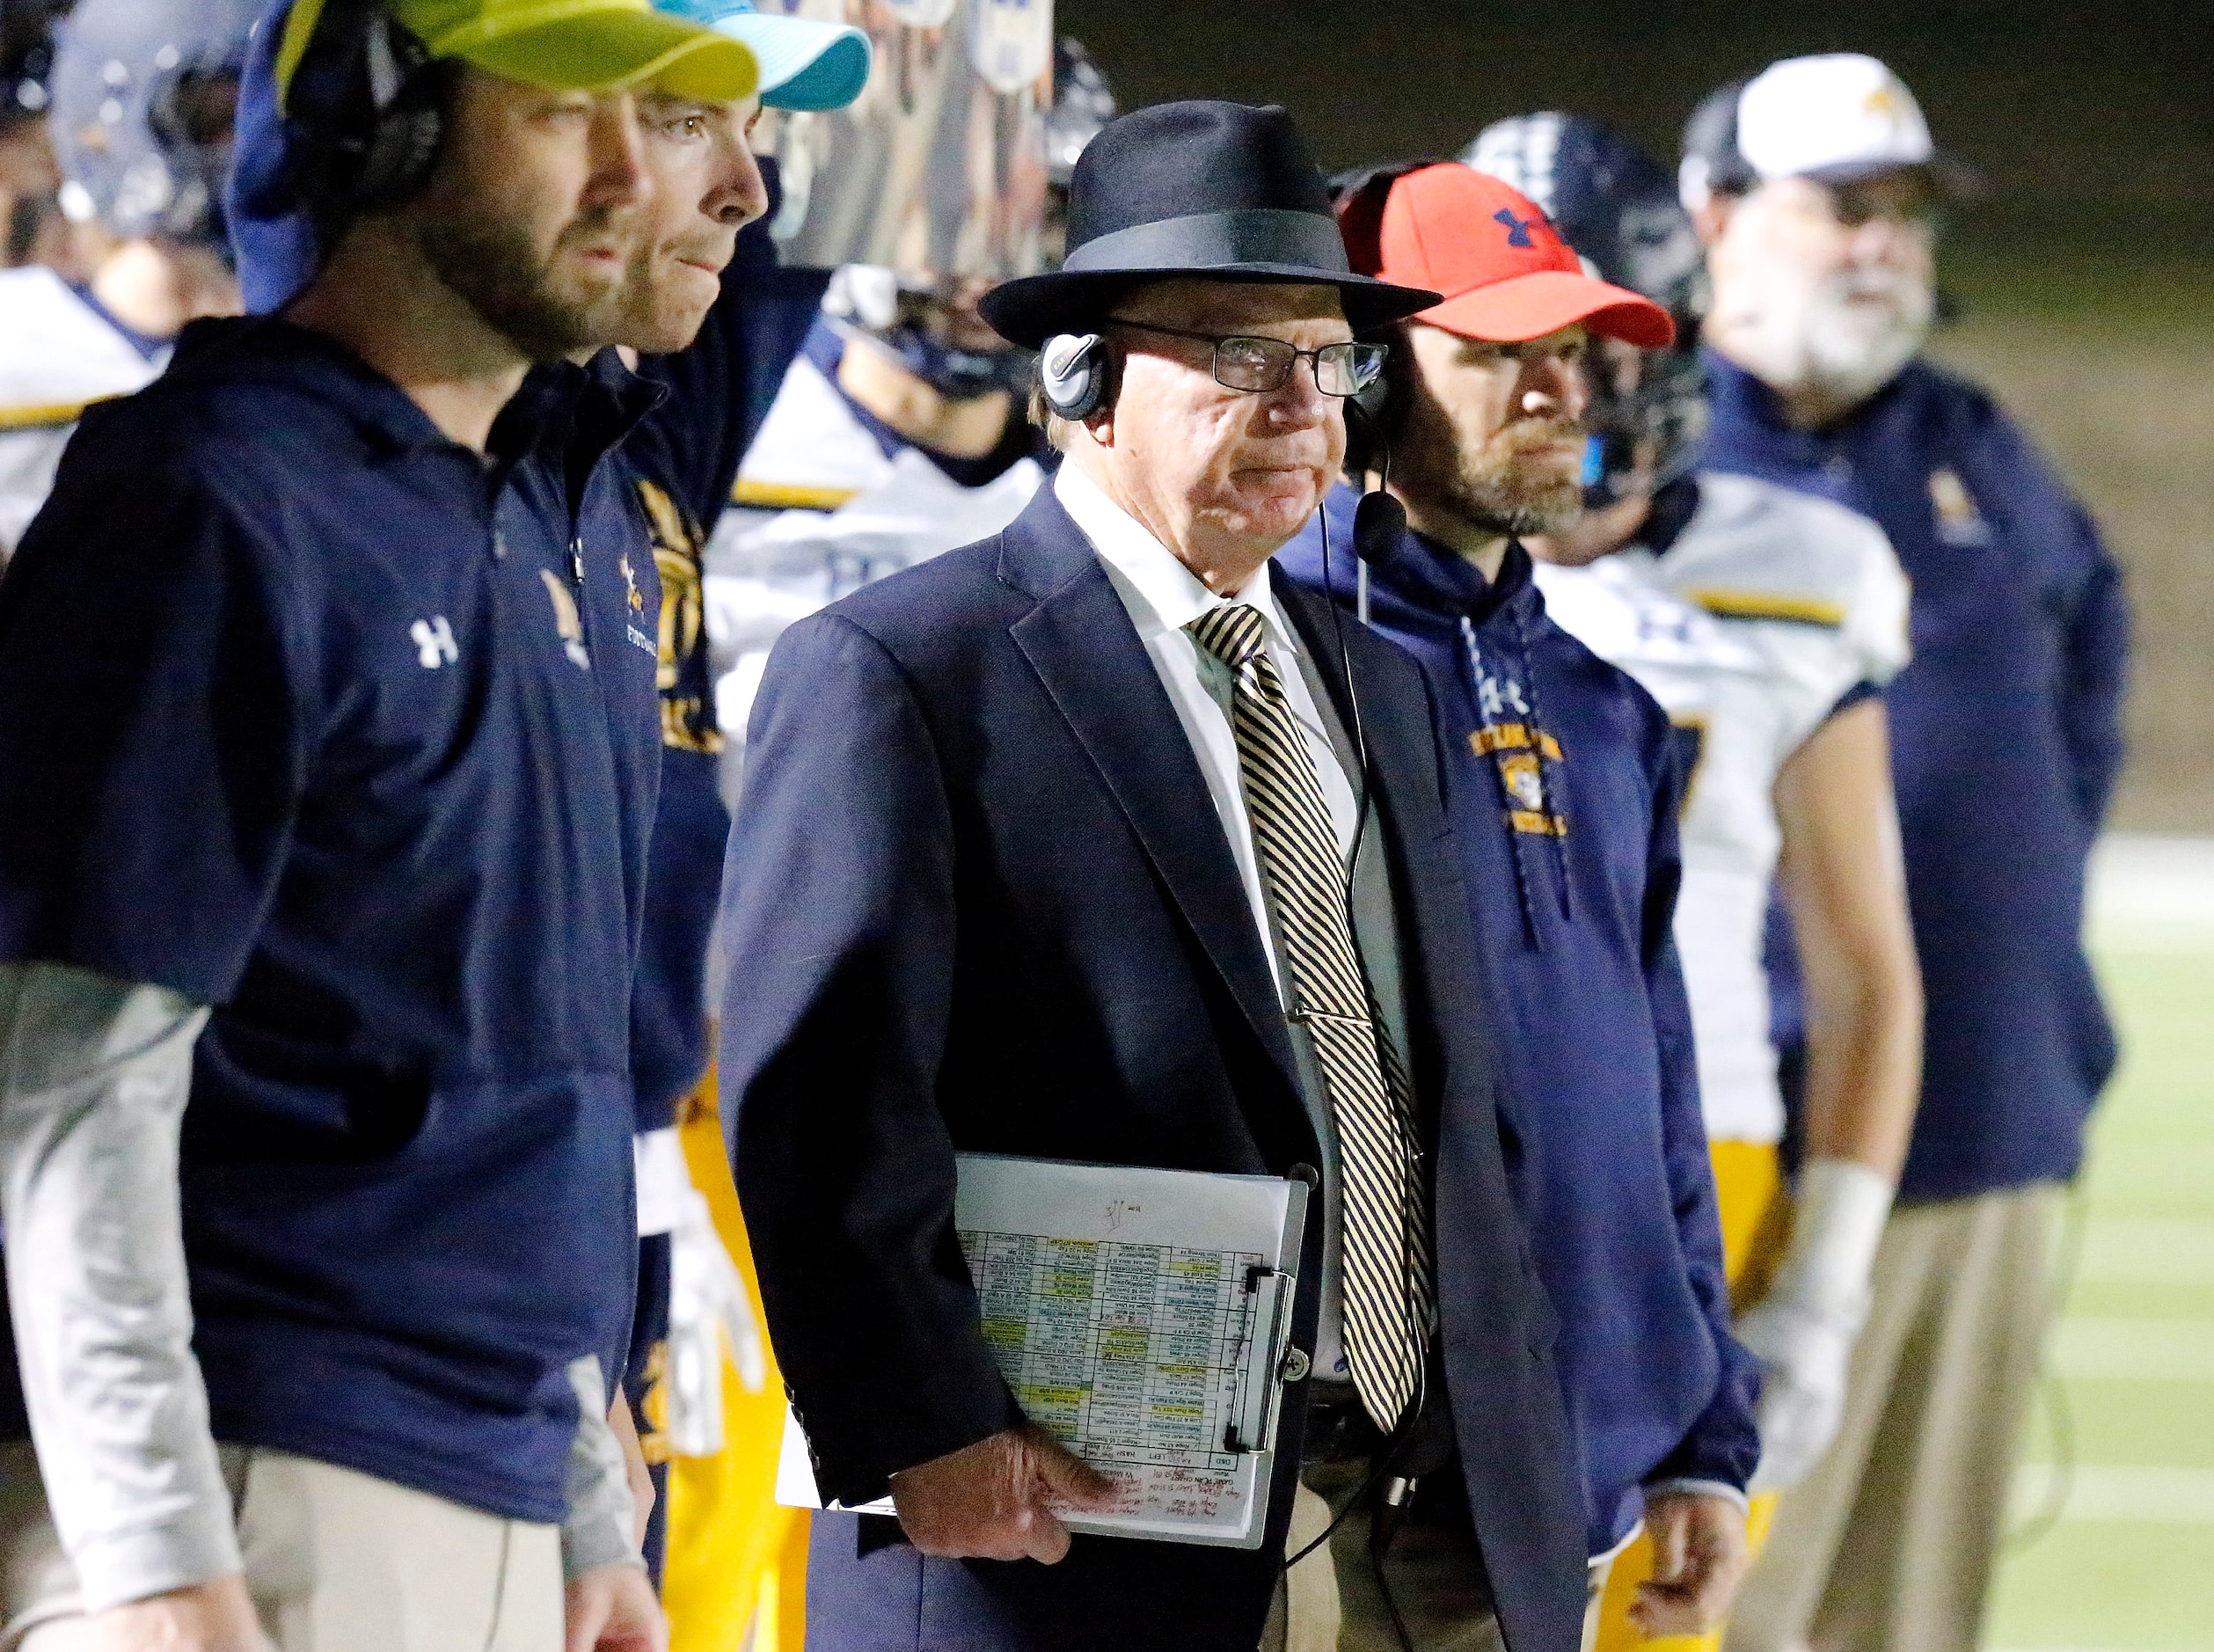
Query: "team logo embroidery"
1864 81 1906 120
616 549 657 659
1928 467 1991 546
537 571 592 670
409 616 457 669
1468 723 1568 837
1474 666 1531 722
1494 208 1535 248
634 479 724 756
1501 752 1545 812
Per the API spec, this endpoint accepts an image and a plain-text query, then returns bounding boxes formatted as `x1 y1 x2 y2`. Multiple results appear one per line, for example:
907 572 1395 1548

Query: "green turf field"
1986 915 2214 1649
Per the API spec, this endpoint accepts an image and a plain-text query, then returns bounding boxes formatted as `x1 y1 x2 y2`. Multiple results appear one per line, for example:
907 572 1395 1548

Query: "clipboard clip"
1225 1265 1295 1454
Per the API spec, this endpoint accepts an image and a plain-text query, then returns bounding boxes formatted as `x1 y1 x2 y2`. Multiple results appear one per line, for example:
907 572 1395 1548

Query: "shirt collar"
1054 460 1303 657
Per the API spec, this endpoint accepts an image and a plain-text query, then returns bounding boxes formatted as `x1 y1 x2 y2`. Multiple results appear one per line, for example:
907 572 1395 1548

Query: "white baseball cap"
1681 53 1969 210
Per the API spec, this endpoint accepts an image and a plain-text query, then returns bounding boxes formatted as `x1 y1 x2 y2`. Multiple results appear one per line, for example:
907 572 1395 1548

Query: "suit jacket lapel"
1000 490 1304 1098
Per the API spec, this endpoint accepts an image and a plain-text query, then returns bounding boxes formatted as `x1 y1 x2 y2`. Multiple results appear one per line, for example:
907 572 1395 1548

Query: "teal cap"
653 0 870 111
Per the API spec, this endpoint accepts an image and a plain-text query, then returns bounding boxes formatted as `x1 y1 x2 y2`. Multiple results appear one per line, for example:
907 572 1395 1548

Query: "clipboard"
778 1153 1308 1547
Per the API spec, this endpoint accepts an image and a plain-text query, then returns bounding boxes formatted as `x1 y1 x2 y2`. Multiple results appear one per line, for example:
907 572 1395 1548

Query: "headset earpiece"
349 12 443 208
286 0 446 220
1038 332 1107 420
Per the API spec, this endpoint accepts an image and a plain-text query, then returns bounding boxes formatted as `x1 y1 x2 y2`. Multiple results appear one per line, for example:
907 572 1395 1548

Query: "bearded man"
1678 54 2130 1652
1277 162 1760 1647
0 3 760 1648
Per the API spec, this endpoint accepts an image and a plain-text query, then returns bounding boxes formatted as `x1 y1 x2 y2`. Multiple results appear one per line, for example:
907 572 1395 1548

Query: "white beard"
1716 260 1934 408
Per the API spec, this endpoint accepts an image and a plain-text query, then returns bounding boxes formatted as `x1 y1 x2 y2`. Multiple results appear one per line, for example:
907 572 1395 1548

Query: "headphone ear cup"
1038 332 1106 420
349 16 444 208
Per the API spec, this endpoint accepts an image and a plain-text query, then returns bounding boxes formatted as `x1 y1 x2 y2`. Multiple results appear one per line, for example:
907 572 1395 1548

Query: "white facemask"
1713 248 1934 409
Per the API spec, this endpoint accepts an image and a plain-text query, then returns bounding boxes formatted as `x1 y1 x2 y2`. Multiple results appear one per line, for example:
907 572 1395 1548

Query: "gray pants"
1725 1182 2060 1652
1 1443 562 1652
1262 1461 1609 1651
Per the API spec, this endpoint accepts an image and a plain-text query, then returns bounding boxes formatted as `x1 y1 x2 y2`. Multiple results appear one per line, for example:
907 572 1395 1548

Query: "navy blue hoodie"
1700 351 2127 1201
1280 484 1758 1555
0 318 663 1521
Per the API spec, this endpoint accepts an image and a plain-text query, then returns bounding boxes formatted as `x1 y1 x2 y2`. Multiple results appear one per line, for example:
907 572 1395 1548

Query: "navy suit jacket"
720 484 1585 1651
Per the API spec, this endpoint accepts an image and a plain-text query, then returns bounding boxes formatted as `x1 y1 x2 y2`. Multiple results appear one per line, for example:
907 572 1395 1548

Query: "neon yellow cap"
279 0 759 108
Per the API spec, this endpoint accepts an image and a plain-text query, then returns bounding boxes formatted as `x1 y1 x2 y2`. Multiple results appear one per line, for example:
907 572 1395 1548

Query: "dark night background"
1064 0 2214 828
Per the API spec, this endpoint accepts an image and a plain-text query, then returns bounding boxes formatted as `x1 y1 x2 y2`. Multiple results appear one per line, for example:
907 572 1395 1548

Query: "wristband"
1776 1157 1893 1319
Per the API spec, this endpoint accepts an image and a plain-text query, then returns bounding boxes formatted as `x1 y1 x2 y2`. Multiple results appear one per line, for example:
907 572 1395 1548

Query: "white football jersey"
0 267 164 562
703 352 1042 801
1535 471 1911 1144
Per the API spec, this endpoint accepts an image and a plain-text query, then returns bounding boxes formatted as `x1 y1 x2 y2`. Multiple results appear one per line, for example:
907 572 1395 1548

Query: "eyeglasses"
1105 319 1387 398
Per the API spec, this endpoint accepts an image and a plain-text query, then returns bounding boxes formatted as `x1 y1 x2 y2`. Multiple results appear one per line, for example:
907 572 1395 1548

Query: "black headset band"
285 0 445 223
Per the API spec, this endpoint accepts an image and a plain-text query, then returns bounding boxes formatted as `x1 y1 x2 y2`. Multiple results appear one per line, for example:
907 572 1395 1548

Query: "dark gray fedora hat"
980 100 1441 349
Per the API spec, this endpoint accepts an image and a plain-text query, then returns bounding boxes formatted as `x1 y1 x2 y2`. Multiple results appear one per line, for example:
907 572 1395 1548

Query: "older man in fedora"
718 100 1587 1651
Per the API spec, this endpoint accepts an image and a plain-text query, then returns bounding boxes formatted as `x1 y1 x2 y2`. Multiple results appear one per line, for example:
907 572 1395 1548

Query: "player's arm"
1773 695 1922 1179
1740 693 1923 1491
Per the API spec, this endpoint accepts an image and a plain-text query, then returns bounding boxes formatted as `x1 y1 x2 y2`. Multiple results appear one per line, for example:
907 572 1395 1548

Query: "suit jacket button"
1281 1347 1312 1383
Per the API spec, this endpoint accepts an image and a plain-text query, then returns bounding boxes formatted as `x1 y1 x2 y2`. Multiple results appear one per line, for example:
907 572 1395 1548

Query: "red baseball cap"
1362 164 1674 348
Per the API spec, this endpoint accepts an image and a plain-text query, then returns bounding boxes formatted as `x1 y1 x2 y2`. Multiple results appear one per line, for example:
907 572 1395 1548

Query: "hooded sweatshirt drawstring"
1510 596 1576 924
1458 610 1570 947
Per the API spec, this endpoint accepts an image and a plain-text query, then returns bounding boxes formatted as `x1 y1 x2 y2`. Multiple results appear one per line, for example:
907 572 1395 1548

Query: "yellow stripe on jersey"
730 478 861 511
1683 588 1847 628
0 397 115 432
1470 722 1564 760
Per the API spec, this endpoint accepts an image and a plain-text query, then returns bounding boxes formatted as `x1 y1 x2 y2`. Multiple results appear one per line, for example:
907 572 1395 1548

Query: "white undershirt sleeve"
559 1354 643 1578
0 960 237 1612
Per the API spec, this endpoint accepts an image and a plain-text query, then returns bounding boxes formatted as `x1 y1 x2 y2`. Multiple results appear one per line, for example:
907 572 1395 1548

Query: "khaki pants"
1263 1463 1608 1651
1724 1182 2060 1652
0 1443 562 1652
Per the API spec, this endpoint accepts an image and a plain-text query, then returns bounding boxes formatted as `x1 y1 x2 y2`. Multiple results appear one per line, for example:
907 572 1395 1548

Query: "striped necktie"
1186 603 1433 1429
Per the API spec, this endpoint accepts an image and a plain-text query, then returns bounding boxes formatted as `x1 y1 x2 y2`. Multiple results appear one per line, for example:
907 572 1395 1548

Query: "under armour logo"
1494 208 1535 248
1477 672 1531 720
410 616 457 669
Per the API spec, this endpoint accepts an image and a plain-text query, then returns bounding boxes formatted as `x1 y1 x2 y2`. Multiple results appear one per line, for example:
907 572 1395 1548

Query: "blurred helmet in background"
47 0 261 248
822 262 1031 401
1041 34 1113 266
3 0 69 267
3 0 68 128
1466 113 1709 506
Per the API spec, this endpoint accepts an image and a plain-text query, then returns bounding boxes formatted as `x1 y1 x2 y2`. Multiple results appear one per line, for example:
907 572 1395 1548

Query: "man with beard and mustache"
1677 55 2130 1652
1278 162 1760 1646
0 3 761 1649
1466 113 1924 1652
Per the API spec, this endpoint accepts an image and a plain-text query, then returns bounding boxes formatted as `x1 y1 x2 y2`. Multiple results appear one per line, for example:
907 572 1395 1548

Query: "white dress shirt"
1056 463 1359 996
1056 461 1365 1381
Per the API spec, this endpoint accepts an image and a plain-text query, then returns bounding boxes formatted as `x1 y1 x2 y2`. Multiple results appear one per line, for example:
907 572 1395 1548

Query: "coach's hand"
83 1575 276 1652
564 1561 667 1652
890 1425 1118 1563
1630 1490 1750 1639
